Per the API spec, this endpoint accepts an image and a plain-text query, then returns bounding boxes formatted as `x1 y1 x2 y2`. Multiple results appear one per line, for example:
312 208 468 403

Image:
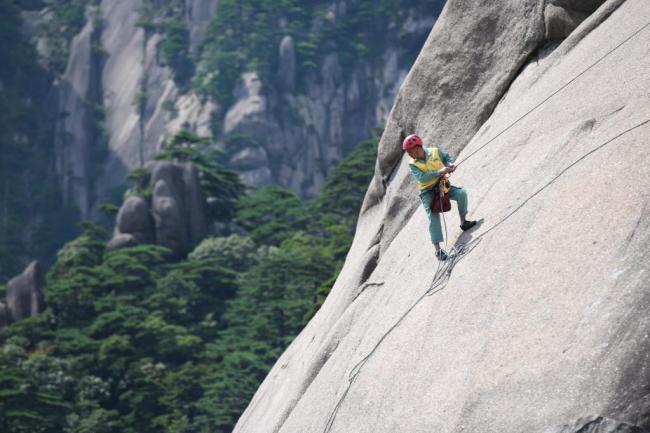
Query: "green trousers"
419 186 468 244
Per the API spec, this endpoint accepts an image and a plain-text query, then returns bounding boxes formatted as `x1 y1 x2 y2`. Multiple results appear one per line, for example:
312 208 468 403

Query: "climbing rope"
321 18 650 432
322 211 478 433
322 117 649 433
473 119 649 241
455 21 650 168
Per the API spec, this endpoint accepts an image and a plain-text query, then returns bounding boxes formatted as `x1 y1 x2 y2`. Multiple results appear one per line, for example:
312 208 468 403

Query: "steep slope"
233 0 650 432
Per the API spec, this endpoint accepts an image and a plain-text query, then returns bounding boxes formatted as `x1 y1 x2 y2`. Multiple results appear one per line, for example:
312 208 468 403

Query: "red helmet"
402 134 423 150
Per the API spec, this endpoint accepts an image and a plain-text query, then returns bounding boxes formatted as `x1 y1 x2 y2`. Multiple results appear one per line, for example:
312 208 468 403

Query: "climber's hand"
448 164 457 173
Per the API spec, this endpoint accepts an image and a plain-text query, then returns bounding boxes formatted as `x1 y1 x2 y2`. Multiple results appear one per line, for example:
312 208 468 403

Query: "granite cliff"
233 1 650 432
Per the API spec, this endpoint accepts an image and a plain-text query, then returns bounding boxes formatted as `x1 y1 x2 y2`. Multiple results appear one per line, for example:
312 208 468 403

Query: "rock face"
108 161 208 258
52 0 439 218
233 1 650 433
5 261 45 323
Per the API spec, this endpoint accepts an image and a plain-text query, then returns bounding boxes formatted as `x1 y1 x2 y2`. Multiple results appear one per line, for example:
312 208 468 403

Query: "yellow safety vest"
410 147 450 192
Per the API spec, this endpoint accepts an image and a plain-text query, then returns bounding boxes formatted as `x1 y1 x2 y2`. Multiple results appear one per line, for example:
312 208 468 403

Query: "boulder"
114 196 154 243
6 261 45 322
108 161 208 258
233 1 650 432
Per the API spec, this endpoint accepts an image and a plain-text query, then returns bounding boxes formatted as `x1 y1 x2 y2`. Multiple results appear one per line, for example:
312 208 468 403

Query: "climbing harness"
321 18 650 433
428 176 452 213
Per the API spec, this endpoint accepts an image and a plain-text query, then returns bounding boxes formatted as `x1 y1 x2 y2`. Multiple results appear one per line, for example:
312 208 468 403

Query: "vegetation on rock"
0 127 379 432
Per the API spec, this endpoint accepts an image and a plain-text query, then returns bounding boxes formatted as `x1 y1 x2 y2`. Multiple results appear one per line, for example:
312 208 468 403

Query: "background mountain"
0 0 444 279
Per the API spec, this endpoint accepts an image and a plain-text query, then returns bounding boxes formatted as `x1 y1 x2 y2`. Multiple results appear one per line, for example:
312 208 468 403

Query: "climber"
404 134 477 261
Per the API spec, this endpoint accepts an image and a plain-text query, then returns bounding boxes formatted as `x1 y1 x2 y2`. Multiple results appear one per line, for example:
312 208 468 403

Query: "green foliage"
136 1 195 85
98 203 120 220
195 0 310 104
189 234 257 271
47 221 106 280
1 223 239 432
160 20 193 84
314 127 382 227
156 130 246 222
0 119 380 432
196 233 336 431
38 0 95 75
124 167 152 200
194 0 444 104
235 186 307 245
0 337 72 433
195 50 245 107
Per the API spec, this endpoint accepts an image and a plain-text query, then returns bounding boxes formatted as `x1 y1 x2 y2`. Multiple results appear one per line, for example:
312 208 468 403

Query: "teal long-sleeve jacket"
408 147 454 191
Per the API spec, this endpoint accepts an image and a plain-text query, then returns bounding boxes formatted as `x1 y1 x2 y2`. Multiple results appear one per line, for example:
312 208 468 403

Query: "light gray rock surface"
278 35 296 91
234 1 650 432
53 9 96 217
5 261 45 322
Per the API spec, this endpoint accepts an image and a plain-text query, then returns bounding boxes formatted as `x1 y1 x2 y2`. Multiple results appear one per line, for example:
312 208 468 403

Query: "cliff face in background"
233 0 650 432
54 0 442 218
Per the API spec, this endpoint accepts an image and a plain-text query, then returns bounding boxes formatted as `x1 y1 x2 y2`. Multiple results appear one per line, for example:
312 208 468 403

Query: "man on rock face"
403 134 477 261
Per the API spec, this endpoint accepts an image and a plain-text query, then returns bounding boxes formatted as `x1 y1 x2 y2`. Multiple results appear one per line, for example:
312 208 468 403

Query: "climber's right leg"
419 189 447 260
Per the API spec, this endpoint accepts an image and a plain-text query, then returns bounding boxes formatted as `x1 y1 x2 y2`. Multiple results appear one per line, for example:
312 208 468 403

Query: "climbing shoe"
460 220 477 231
435 249 448 261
